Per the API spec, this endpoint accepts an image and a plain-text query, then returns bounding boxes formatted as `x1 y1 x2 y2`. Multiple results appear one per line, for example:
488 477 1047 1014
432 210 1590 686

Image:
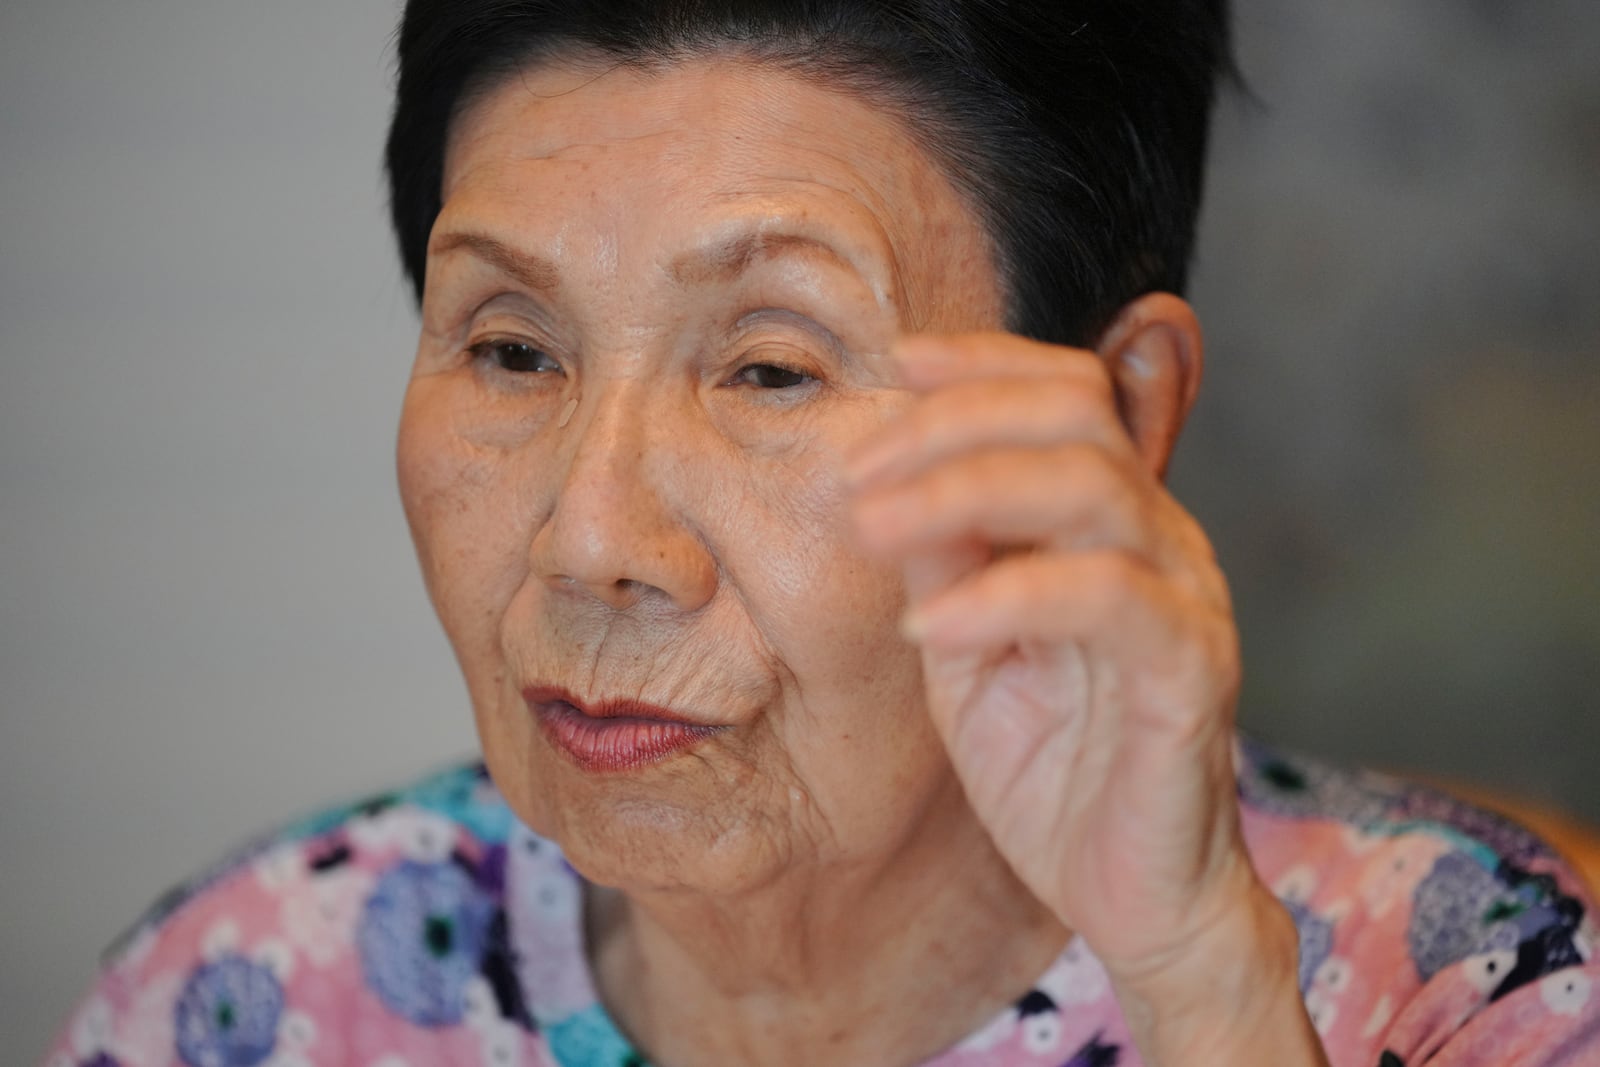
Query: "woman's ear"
1095 292 1204 480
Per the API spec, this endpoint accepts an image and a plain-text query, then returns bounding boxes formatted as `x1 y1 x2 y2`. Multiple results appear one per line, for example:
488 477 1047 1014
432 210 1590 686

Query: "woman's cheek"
735 420 910 677
397 377 538 661
739 446 934 845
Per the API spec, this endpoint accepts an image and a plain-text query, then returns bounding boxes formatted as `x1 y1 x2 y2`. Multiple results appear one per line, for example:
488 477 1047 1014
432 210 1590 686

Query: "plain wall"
3 0 1596 1057
2 0 473 1055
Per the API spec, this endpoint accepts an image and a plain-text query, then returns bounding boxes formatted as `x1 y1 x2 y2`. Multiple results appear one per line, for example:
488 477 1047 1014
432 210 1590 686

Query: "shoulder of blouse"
44 761 545 1067
101 760 510 967
1235 736 1599 1064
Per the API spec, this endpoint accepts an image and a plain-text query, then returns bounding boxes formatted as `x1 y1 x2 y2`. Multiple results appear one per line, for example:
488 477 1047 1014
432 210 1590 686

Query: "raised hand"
846 304 1326 1063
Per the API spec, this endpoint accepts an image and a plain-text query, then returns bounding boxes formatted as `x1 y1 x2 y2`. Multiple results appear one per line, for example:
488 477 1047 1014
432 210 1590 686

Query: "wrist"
1107 874 1329 1066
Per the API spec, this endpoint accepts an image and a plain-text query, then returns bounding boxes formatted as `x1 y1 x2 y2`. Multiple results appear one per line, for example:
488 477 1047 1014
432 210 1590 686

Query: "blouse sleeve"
38 782 527 1067
1238 739 1600 1066
1377 956 1600 1065
41 949 173 1067
38 857 301 1067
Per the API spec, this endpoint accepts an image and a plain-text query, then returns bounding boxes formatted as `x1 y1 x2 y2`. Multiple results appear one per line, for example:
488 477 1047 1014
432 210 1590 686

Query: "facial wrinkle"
408 57 1042 1066
737 175 906 319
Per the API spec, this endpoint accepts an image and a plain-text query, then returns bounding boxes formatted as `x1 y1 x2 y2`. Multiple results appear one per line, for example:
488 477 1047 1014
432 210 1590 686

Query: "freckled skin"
397 50 1326 1067
397 54 1064 1066
401 55 1004 890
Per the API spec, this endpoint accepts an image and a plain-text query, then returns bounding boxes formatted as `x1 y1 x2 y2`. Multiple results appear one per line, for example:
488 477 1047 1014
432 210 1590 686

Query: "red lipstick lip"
523 685 725 772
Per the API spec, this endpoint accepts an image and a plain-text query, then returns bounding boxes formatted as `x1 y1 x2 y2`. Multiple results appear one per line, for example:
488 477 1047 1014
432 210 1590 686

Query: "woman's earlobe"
1095 293 1205 479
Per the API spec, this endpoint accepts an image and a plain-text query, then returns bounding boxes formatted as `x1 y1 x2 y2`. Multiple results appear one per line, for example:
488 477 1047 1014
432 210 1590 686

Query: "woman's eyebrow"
430 230 561 292
666 230 862 288
430 226 885 304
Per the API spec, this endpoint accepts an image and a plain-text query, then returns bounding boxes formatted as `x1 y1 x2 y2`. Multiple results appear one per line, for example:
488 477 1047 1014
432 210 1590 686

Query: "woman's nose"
528 383 718 613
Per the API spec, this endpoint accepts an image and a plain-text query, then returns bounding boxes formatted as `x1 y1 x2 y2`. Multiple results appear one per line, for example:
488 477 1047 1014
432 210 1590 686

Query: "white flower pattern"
38 755 1600 1067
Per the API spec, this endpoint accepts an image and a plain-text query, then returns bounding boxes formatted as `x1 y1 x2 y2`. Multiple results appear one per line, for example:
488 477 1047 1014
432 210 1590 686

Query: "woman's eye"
468 339 560 374
734 363 815 390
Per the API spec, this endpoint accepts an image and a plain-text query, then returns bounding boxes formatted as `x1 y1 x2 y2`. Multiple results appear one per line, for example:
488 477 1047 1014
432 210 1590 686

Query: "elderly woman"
45 2 1600 1066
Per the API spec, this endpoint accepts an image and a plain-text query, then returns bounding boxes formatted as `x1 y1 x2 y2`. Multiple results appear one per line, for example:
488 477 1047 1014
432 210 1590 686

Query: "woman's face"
397 54 1006 893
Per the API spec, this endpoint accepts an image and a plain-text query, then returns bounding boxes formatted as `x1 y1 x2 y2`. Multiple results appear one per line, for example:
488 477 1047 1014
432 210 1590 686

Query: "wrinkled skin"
398 53 1324 1067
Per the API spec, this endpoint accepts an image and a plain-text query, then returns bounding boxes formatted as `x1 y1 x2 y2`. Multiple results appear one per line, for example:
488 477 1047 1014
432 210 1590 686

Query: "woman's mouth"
524 685 725 772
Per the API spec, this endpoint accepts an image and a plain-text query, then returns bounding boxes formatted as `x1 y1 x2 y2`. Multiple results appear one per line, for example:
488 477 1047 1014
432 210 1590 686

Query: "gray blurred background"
2 0 1596 1056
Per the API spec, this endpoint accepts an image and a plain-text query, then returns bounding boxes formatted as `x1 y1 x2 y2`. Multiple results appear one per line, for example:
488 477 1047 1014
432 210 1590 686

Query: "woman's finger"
853 442 1155 559
890 333 1114 393
846 374 1135 491
904 550 1239 709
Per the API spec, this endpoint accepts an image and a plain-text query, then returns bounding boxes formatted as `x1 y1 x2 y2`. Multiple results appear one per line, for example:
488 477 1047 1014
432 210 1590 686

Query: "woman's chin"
553 795 792 899
491 741 795 898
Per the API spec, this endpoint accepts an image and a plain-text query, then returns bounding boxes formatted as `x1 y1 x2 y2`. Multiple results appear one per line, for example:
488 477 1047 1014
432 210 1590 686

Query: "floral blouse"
44 739 1600 1067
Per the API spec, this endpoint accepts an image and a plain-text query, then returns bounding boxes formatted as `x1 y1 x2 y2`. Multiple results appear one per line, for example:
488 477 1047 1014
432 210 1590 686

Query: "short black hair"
385 0 1232 346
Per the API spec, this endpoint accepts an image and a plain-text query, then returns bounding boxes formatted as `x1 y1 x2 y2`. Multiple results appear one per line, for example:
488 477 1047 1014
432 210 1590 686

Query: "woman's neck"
586 807 1070 1067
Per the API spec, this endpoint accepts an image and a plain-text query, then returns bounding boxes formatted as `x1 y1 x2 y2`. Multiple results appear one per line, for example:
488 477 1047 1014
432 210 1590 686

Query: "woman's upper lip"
521 684 721 727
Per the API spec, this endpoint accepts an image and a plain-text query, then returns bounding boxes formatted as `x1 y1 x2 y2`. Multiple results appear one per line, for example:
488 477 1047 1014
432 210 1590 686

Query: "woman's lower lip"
533 701 721 772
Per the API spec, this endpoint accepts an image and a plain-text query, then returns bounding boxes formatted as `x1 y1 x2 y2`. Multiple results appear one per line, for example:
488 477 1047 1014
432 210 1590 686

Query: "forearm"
1110 879 1331 1067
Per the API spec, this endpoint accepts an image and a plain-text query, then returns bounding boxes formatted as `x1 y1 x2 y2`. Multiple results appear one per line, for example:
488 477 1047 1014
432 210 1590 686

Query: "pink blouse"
43 739 1600 1066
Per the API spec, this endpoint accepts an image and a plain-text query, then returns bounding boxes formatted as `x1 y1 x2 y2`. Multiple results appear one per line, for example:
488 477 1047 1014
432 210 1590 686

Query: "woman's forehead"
436 55 1003 329
445 57 933 209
